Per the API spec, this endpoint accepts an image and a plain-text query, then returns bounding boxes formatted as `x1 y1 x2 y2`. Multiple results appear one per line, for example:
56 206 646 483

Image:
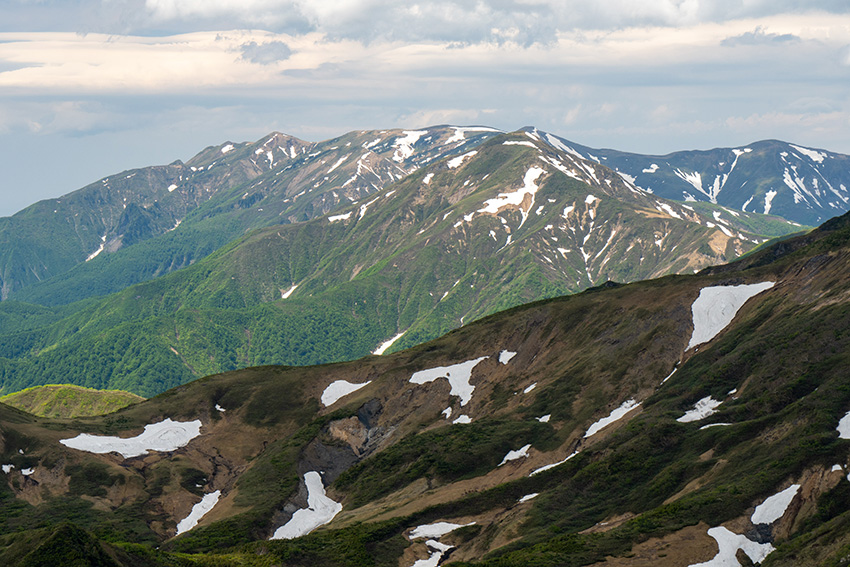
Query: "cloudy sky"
1 1 848 216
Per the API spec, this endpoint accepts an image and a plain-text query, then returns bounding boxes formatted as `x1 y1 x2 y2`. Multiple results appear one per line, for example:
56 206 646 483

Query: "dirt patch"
588 522 718 567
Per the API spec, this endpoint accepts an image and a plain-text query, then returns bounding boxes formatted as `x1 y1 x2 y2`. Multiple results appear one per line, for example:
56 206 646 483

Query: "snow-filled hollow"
59 419 202 459
373 331 405 355
270 472 342 540
176 490 221 535
321 380 372 407
687 282 775 350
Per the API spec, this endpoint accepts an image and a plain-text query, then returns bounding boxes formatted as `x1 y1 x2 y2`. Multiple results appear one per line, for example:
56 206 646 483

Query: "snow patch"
1 464 13 474
764 189 777 215
453 415 472 424
477 166 546 228
281 284 298 299
410 521 475 540
530 451 579 476
271 472 342 540
687 282 775 350
215 404 226 412
752 484 800 525
446 126 501 144
677 396 722 423
423 172 434 184
503 140 537 148
86 242 106 262
393 130 428 162
584 399 639 438
447 150 477 169
328 211 352 223
523 383 537 394
643 164 659 173
537 414 551 423
321 380 372 407
499 350 517 364
60 419 202 459
790 144 827 163
519 493 539 503
700 422 731 430
836 410 850 438
176 490 221 535
327 155 348 174
373 331 406 355
499 444 532 465
687 526 774 567
168 184 178 192
21 467 34 476
220 144 234 154
410 357 488 406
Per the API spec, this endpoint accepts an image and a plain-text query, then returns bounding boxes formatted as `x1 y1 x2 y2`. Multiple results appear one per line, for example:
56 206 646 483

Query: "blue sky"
1 0 849 216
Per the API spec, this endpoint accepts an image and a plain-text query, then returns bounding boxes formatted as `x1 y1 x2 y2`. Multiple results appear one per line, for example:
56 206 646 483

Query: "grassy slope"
0 385 143 418
0 139 802 397
0 214 848 565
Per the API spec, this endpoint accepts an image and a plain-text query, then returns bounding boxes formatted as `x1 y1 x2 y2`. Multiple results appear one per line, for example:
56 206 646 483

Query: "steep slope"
3 126 500 305
1 210 850 566
541 130 850 226
0 132 802 396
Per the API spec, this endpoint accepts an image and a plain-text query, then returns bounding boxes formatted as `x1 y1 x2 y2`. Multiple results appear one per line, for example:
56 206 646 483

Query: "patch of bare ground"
588 522 718 567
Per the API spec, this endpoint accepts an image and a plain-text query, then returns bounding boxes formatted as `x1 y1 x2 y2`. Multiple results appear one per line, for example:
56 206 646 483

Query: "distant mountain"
2 208 850 566
2 126 499 303
0 131 803 396
539 129 850 226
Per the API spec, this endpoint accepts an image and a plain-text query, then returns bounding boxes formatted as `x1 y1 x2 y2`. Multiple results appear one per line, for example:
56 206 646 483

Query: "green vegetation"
0 384 143 418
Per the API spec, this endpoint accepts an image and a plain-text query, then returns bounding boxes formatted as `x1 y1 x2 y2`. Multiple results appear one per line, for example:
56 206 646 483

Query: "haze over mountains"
0 126 819 396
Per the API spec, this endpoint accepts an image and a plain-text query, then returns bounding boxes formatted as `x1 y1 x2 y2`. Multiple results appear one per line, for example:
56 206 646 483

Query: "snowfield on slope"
410 357 489 406
60 419 202 459
321 380 372 407
688 526 774 566
677 396 722 423
752 484 800 525
270 471 342 540
584 399 640 438
687 282 775 350
176 490 221 535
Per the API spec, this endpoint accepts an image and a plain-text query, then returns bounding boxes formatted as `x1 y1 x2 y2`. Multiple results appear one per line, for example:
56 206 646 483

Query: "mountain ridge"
0 130 805 396
0 208 849 565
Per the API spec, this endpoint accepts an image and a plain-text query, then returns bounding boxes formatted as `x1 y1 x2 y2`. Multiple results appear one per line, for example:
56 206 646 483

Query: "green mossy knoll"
0 384 143 418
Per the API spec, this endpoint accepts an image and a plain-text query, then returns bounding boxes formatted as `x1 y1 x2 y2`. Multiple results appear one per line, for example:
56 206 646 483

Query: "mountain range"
1 203 850 566
541 132 850 227
0 128 810 396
